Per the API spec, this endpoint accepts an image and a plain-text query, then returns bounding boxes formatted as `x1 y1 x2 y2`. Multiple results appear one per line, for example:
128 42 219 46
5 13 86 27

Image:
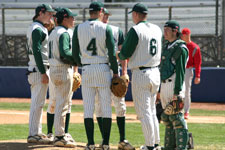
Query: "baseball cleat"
102 144 110 150
118 140 135 150
47 133 54 143
53 135 76 148
184 113 189 119
65 133 76 143
140 145 158 150
27 133 52 144
155 145 162 150
85 144 95 150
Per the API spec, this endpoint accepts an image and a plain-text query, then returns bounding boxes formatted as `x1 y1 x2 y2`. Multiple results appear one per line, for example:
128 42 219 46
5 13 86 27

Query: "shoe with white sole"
85 144 95 150
53 135 76 148
118 140 135 150
47 133 54 143
27 133 52 144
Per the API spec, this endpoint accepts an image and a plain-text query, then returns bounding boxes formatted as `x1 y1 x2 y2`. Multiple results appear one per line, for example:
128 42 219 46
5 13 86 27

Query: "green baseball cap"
164 20 180 32
56 8 77 19
35 4 55 15
103 8 111 15
89 1 104 11
128 3 148 14
54 7 62 12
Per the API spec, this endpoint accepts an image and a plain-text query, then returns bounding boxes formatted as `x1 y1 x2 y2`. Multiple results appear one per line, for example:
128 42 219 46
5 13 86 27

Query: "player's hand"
194 77 200 84
41 73 49 84
173 95 178 100
113 74 119 78
116 51 120 60
157 92 160 100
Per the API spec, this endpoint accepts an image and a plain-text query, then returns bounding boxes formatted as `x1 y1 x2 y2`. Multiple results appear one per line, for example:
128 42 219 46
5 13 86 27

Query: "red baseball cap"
182 28 191 35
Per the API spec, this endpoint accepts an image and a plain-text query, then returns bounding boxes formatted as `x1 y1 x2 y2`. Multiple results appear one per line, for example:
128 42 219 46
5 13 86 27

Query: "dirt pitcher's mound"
0 110 225 124
0 140 118 150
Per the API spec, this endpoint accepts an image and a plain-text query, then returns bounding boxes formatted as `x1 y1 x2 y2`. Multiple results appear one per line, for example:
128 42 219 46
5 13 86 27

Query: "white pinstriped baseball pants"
160 74 185 109
95 68 126 117
184 68 193 113
28 71 48 136
49 66 73 136
81 64 112 119
47 74 72 114
131 67 160 146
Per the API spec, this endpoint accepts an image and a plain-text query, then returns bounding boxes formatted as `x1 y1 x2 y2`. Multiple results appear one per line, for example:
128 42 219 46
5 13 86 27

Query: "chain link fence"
0 1 224 66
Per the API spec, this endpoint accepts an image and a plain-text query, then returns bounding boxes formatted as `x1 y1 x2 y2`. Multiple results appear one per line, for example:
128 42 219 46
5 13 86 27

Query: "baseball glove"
164 96 184 115
72 72 81 92
156 99 164 123
111 76 128 97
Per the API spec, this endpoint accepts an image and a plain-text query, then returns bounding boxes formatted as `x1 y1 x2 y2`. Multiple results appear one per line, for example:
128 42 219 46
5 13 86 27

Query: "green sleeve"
174 47 188 95
72 25 82 66
59 32 76 65
118 28 124 46
118 28 138 60
32 28 47 74
106 24 118 74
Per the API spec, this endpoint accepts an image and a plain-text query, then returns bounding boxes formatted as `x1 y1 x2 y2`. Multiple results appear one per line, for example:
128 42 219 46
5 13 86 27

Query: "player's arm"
32 28 47 74
118 28 138 60
106 24 118 74
193 46 202 84
174 47 188 95
59 32 76 65
117 28 127 75
72 25 82 66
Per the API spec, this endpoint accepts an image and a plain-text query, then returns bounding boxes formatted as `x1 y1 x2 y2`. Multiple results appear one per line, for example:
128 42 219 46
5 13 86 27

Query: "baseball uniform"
184 41 201 114
72 4 118 147
118 18 162 150
48 9 77 148
26 4 54 144
160 20 189 150
94 24 127 140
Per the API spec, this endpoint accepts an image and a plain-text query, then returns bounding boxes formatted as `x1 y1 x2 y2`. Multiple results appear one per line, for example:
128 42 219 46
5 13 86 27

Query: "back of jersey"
77 20 109 65
129 22 162 69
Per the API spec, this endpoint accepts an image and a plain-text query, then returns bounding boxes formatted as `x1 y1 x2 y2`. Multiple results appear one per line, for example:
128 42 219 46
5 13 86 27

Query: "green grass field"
0 102 225 116
0 102 225 149
1 123 225 150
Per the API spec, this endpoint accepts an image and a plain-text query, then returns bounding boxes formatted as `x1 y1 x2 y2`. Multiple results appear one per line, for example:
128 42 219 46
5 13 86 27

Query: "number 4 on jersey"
87 38 97 56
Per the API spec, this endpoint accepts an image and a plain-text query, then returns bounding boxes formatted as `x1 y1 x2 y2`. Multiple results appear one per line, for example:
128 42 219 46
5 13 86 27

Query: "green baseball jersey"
72 19 118 74
48 25 75 66
26 21 49 74
160 39 189 95
119 21 162 69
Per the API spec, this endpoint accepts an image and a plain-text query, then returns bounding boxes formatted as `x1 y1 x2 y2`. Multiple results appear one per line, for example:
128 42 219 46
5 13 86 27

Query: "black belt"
26 68 37 75
139 66 158 70
26 65 49 75
82 63 108 67
162 79 172 83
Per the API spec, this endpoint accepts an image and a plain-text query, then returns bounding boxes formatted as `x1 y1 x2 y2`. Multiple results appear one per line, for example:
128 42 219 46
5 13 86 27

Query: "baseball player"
48 8 77 147
72 2 118 150
117 3 162 150
43 17 56 142
159 20 189 150
181 28 202 119
94 8 135 150
46 7 74 143
26 4 54 144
